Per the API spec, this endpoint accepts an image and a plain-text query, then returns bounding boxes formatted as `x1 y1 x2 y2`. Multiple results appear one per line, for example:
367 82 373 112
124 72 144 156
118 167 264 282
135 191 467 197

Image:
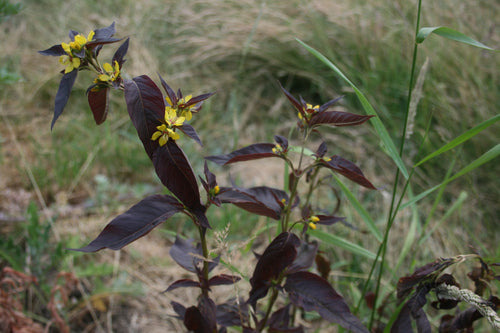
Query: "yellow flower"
213 185 220 195
95 61 120 83
151 107 185 145
59 55 80 74
310 216 320 222
308 222 317 230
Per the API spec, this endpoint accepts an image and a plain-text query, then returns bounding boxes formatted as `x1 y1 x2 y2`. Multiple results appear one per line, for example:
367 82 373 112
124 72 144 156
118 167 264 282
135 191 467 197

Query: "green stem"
368 0 423 329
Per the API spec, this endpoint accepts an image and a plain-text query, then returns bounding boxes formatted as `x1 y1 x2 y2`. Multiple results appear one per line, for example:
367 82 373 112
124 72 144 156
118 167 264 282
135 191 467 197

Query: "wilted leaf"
249 232 300 307
309 111 374 127
285 271 369 333
217 186 287 220
87 86 109 125
74 195 183 252
51 69 78 129
320 155 376 189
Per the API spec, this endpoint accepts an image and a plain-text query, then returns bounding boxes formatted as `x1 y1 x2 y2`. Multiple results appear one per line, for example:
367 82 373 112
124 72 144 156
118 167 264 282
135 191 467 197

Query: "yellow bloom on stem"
59 55 81 74
308 215 320 230
308 222 317 230
95 61 121 83
151 107 185 145
59 30 94 73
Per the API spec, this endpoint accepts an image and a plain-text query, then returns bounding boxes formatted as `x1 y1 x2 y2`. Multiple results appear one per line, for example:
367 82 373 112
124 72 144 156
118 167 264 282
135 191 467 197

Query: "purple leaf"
180 123 203 146
74 195 183 252
217 186 287 220
153 140 207 226
169 236 203 273
285 271 369 333
184 296 217 333
112 37 129 67
309 111 374 127
208 274 241 287
320 155 376 189
249 232 300 307
51 69 78 129
171 301 186 319
87 86 109 125
205 143 277 165
216 298 249 328
124 76 165 159
287 241 319 274
38 44 65 57
165 278 201 292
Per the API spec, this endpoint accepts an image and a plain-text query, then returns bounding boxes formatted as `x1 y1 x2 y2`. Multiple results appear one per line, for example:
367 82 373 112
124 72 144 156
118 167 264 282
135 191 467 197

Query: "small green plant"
37 4 499 332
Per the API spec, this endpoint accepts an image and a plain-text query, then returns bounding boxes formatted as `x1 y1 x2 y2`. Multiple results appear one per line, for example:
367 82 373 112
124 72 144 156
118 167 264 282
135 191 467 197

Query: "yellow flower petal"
87 30 95 41
159 135 167 146
308 222 317 230
151 131 162 141
103 62 113 72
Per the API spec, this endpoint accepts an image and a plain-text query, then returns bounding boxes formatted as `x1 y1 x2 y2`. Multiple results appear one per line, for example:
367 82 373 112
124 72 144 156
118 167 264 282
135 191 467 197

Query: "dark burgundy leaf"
209 274 241 287
124 76 164 159
316 141 328 158
184 305 217 333
153 140 207 226
74 195 183 252
205 143 277 165
315 214 346 226
38 44 65 56
397 258 458 299
171 301 186 319
158 74 178 106
391 303 413 333
274 135 289 150
85 37 122 49
165 279 200 292
87 86 109 125
216 298 248 327
318 96 343 112
170 236 202 273
180 123 203 146
217 186 287 220
268 304 304 332
183 91 216 107
112 37 129 66
93 22 116 40
51 69 78 129
287 241 318 274
320 155 376 189
248 232 300 308
315 253 331 280
279 82 303 115
309 111 374 127
285 271 369 333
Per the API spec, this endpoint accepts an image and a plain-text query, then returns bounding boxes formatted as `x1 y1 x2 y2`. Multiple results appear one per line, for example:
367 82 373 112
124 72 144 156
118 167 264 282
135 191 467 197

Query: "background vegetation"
0 0 498 331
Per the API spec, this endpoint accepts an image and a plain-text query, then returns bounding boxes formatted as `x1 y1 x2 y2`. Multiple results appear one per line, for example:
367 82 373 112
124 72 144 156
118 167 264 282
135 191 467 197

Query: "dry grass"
1 0 498 331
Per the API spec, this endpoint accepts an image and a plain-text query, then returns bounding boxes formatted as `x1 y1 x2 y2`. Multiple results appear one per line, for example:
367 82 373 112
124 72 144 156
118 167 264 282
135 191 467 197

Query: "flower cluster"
94 61 120 84
151 106 186 145
59 31 95 73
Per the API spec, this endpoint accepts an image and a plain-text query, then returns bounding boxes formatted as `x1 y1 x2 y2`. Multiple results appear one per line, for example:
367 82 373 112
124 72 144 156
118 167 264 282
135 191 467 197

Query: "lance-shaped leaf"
38 44 65 57
248 232 300 307
74 194 183 252
209 274 241 287
170 236 203 273
51 69 78 129
206 143 277 165
179 123 203 146
320 155 376 189
217 298 249 328
184 296 218 333
153 140 208 227
217 186 288 220
165 279 201 292
286 241 319 275
285 271 369 333
124 75 164 159
87 86 109 125
309 111 374 127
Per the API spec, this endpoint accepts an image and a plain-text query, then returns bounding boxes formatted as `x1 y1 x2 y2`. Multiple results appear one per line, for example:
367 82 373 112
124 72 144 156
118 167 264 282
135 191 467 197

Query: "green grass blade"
417 26 496 50
414 114 500 167
309 229 378 261
332 173 383 242
296 38 409 179
402 144 500 209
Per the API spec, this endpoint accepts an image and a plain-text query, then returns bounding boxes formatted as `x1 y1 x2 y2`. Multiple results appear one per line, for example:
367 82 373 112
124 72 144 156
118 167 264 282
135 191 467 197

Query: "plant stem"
368 0 423 328
260 286 279 331
198 225 210 297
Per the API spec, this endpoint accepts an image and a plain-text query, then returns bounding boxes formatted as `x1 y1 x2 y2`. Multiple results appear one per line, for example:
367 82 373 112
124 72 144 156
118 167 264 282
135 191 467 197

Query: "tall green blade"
417 26 496 50
297 39 409 179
